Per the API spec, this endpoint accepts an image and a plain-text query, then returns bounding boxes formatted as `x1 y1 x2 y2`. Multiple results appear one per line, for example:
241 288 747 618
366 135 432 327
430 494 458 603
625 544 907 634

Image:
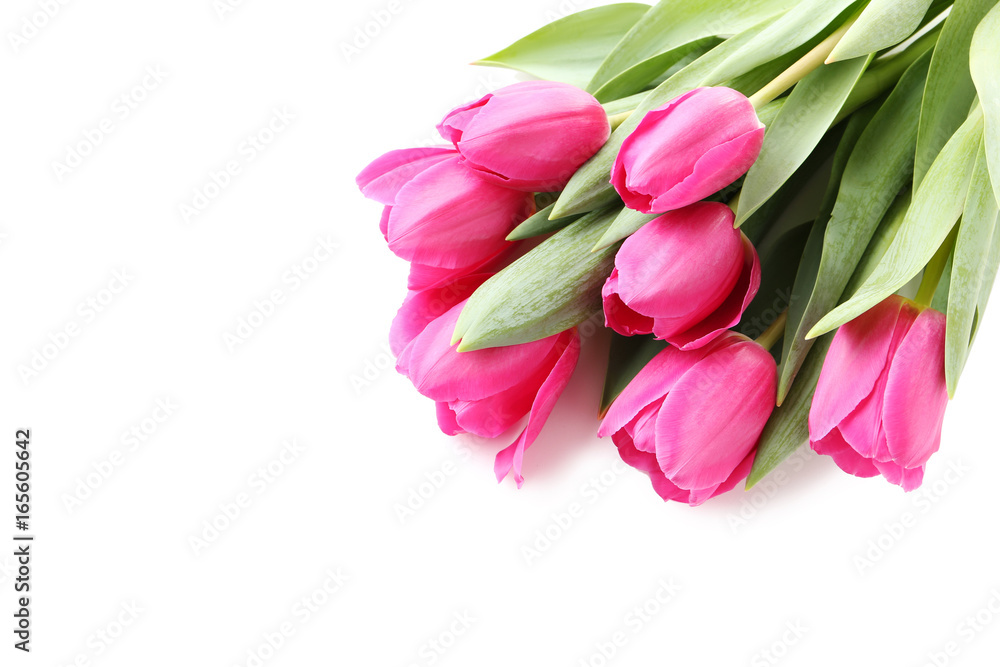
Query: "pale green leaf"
473 4 650 89
946 137 999 396
914 0 996 189
592 37 720 103
827 0 934 62
746 334 832 488
778 52 929 402
551 17 783 219
506 204 582 241
809 106 985 339
736 54 872 226
706 0 863 84
586 0 797 93
970 2 1000 207
453 208 620 351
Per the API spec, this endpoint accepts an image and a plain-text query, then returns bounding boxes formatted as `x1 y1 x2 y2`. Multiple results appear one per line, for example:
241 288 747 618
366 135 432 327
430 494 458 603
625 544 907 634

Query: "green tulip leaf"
970 1 1000 207
706 0 864 85
592 37 721 103
473 4 650 89
809 106 985 339
914 0 997 189
600 334 667 416
842 189 912 298
738 222 812 344
586 0 798 94
507 204 582 241
946 137 1000 396
593 208 659 251
777 52 929 402
736 54 872 226
746 334 832 489
453 207 620 351
827 0 935 62
550 16 783 219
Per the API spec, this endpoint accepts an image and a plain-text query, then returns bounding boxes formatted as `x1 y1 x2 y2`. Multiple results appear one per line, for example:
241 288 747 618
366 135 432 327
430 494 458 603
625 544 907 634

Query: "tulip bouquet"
358 0 1000 505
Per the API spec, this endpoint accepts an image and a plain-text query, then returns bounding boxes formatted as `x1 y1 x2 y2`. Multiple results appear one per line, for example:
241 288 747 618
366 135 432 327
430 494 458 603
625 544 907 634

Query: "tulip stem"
607 111 632 131
755 310 788 352
748 10 861 110
915 226 958 307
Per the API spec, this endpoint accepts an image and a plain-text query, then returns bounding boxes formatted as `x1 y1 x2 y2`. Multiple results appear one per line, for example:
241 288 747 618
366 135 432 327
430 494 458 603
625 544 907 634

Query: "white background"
2 0 999 665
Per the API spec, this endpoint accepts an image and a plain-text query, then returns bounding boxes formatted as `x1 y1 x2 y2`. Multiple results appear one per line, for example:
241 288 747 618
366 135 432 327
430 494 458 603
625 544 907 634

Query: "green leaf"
600 335 667 416
946 137 999 396
931 242 955 312
551 16 783 219
706 0 863 85
746 334 832 488
972 208 1000 344
842 189 912 298
473 4 650 89
808 106 985 339
592 37 721 103
453 207 620 351
737 222 812 343
914 0 997 189
970 2 1000 207
777 52 929 402
827 0 934 62
586 0 798 93
736 54 872 226
592 208 658 251
506 204 582 241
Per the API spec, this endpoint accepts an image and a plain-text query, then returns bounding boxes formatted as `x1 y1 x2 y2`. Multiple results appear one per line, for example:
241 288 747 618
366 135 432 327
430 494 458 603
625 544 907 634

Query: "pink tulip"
599 331 776 505
438 81 610 192
809 296 948 491
395 300 580 487
357 146 535 270
602 202 760 350
611 87 765 214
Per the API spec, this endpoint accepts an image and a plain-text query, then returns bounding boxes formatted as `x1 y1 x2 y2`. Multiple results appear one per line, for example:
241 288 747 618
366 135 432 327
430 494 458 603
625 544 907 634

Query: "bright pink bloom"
612 87 765 214
357 146 535 269
395 301 580 487
438 81 610 192
602 202 760 350
599 332 776 505
809 296 948 491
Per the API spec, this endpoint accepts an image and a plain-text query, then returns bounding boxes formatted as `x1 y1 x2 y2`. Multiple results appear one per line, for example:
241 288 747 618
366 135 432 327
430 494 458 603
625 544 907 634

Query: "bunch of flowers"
358 0 1000 505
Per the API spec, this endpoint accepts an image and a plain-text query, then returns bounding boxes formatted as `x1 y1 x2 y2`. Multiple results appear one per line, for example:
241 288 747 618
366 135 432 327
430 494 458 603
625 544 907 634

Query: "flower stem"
748 11 861 110
607 111 632 131
915 225 958 308
755 309 788 352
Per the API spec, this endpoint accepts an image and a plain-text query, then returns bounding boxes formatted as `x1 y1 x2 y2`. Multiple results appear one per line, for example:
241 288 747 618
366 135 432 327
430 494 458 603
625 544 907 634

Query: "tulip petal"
437 96 490 144
809 296 913 441
399 303 560 402
882 308 949 469
357 146 455 205
615 203 743 327
390 274 492 357
664 234 761 350
599 343 715 438
648 127 764 213
387 158 534 269
602 269 654 336
655 338 776 489
495 332 581 487
436 402 463 436
810 428 880 478
613 431 692 502
872 459 925 491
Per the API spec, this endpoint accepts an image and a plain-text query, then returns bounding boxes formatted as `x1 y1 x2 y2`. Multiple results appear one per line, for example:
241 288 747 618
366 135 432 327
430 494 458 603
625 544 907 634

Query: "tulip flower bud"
611 87 765 214
357 146 535 271
438 81 611 192
602 202 760 350
599 331 777 505
396 299 580 488
809 295 948 491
